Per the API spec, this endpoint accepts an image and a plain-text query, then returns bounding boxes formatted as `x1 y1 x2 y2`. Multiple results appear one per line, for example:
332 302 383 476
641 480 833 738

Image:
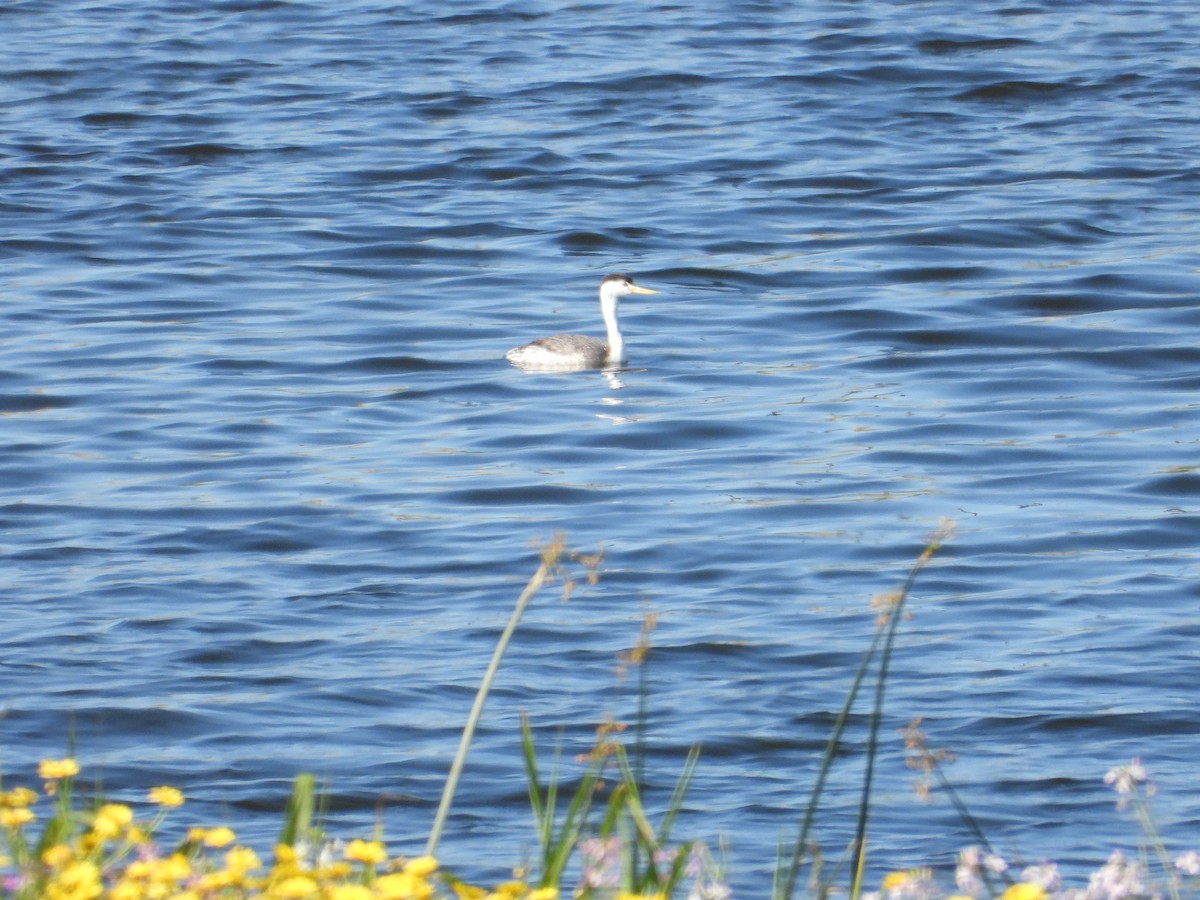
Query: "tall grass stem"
779 522 953 900
425 535 565 858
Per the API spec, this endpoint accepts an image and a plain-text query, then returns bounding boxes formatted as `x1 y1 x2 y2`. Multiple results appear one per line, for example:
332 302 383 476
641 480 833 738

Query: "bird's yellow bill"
628 285 659 295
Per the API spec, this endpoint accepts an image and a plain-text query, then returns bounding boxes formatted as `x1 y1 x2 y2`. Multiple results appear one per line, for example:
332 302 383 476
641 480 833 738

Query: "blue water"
3 0 1200 893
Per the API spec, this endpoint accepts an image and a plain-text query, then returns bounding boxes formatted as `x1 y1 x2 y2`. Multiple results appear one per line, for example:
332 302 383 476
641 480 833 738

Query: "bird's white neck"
600 294 624 363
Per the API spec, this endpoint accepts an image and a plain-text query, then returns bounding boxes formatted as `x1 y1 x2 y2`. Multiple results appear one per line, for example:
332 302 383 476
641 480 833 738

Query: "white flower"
1021 863 1063 891
1104 758 1153 810
1175 850 1200 876
1085 849 1148 900
1104 758 1148 794
985 853 1010 875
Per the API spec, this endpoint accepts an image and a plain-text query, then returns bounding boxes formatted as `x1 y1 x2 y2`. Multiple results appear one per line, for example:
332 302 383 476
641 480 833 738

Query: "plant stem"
425 535 565 858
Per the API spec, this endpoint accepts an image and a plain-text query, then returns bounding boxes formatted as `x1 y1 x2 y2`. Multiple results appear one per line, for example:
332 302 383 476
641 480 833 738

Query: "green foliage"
278 772 318 849
519 710 703 897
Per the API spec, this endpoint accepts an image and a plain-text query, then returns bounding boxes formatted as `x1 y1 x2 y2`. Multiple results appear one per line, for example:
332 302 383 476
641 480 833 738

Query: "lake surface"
3 0 1199 893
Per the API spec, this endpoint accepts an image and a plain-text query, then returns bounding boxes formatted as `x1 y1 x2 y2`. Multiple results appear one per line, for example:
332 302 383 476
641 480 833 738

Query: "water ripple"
2 0 1199 892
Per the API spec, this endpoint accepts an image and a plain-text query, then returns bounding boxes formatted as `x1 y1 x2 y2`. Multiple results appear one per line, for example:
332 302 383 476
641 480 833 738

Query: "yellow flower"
196 870 237 893
272 874 319 897
90 803 134 839
345 838 388 865
328 886 373 900
42 843 75 868
452 885 487 900
274 842 299 865
882 872 908 891
225 845 262 874
882 868 932 894
1001 884 1048 900
375 872 433 900
490 881 529 899
322 860 355 880
0 807 35 829
45 859 102 900
38 758 80 780
160 853 192 881
147 785 185 807
1 786 38 808
109 881 142 900
528 889 559 900
403 855 439 878
203 825 236 848
122 859 153 880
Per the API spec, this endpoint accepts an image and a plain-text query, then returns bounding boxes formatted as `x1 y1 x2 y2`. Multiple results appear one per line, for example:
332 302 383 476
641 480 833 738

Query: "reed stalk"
425 534 567 859
778 521 954 900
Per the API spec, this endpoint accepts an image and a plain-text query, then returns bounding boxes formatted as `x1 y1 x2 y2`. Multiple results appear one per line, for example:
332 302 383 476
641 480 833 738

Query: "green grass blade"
660 839 697 896
520 713 547 840
777 623 883 900
540 753 606 886
657 744 701 847
849 525 953 899
597 781 628 839
279 772 317 848
780 523 954 900
849 603 903 899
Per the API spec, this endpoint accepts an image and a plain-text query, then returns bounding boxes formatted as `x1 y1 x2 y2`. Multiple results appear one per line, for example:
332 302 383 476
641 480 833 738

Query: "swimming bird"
505 273 659 370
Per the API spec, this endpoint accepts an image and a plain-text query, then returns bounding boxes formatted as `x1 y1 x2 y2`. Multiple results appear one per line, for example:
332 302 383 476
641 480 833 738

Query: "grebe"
505 273 659 370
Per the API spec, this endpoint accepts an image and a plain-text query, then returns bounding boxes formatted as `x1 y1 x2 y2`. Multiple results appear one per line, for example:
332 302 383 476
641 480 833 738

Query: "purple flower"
578 836 621 889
